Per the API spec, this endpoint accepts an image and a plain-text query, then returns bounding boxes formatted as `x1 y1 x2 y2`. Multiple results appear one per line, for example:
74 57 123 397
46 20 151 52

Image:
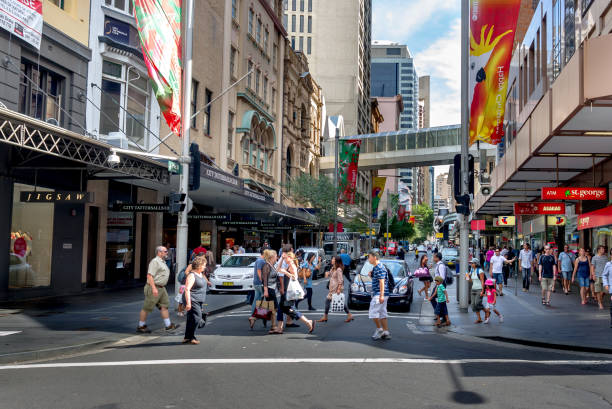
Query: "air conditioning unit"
100 132 128 150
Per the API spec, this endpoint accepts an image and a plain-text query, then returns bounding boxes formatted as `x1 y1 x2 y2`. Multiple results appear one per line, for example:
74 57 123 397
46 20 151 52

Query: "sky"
372 0 461 176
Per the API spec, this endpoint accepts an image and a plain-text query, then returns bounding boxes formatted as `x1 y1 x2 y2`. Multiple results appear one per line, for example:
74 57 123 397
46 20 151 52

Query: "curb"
0 301 247 365
475 335 612 355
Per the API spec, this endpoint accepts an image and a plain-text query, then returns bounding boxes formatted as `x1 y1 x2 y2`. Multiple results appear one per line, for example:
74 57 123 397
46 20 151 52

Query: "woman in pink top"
484 247 495 273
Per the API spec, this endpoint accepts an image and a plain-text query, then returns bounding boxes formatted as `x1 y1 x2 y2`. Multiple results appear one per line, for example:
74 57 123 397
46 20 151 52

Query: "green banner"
338 140 361 204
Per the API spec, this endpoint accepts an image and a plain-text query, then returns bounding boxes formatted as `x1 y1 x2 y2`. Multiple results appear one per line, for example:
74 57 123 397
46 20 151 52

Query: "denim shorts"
493 273 504 285
435 301 448 317
561 271 572 280
577 276 590 288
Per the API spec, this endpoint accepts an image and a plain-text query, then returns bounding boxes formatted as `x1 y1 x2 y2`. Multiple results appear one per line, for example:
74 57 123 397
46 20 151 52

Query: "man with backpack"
368 250 391 340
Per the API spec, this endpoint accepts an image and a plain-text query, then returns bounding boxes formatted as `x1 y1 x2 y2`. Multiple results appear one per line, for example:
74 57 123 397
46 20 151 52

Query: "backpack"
177 267 187 285
437 262 453 286
383 265 396 293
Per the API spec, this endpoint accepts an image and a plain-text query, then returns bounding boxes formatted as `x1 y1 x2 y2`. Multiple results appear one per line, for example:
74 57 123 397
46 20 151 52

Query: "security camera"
107 151 121 166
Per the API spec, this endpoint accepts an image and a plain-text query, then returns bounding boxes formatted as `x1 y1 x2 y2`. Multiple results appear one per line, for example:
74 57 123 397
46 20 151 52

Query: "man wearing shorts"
591 245 609 310
368 250 390 340
557 245 575 295
137 246 179 333
489 248 512 296
538 246 557 306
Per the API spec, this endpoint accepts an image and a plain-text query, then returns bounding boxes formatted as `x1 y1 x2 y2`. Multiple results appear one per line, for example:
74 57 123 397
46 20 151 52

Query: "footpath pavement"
417 275 611 353
0 286 246 364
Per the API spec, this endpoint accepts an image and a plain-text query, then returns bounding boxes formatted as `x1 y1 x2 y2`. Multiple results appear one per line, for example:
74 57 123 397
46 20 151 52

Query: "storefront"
578 204 612 251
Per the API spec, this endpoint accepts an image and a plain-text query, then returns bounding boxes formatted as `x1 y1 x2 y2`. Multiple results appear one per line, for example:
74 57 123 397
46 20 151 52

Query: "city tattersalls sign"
513 202 565 215
20 191 91 203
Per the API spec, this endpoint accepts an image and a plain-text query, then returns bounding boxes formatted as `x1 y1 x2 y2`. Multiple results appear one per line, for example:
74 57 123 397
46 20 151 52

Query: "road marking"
406 322 424 334
1 358 611 370
0 331 21 336
224 312 420 319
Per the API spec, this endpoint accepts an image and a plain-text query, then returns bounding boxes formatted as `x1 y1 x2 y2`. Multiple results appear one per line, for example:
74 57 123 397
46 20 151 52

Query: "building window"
292 14 296 31
386 48 401 55
232 0 238 20
247 60 253 88
256 19 262 43
582 0 594 15
401 69 411 75
292 0 296 11
273 44 278 67
104 0 134 15
284 0 288 10
49 0 65 9
229 47 237 78
248 8 254 35
299 36 303 51
263 77 268 103
264 29 269 54
9 183 54 289
283 14 288 29
19 60 64 126
307 16 312 33
300 0 304 11
307 37 311 54
191 80 199 129
271 88 276 111
98 60 150 148
228 111 235 158
255 69 261 94
308 0 312 12
203 89 212 136
300 15 304 32
291 36 296 49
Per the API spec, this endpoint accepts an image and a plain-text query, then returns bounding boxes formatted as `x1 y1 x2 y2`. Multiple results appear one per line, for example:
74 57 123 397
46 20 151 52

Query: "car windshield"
442 248 458 257
323 243 348 255
357 261 405 282
222 256 258 267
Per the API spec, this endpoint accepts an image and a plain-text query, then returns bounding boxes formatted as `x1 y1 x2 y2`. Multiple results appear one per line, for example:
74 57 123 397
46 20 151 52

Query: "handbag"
298 267 312 280
286 278 305 301
252 298 274 320
414 267 430 278
331 293 345 312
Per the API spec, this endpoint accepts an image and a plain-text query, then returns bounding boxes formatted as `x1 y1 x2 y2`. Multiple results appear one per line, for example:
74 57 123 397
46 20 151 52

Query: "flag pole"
176 0 195 297
459 0 470 311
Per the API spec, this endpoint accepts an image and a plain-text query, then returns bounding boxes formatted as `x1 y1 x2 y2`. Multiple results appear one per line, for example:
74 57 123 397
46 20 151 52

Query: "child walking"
428 276 450 327
483 279 504 323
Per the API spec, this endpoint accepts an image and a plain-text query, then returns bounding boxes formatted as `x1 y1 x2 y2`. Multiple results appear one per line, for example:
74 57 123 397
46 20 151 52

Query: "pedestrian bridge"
320 125 486 171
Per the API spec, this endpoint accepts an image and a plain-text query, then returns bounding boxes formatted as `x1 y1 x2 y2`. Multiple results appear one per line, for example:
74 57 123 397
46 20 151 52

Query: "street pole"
333 127 339 257
385 189 389 256
458 0 470 312
175 0 195 298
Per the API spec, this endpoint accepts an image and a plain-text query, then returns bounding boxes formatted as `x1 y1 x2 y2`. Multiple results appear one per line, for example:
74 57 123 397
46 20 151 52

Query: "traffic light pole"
176 0 195 298
458 0 470 312
333 128 339 257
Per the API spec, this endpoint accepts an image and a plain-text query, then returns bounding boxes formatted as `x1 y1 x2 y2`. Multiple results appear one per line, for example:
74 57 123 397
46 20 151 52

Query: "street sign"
167 160 181 174
514 202 565 215
494 216 515 226
113 203 169 212
541 187 607 201
470 219 486 230
436 232 444 238
547 215 566 226
371 222 381 233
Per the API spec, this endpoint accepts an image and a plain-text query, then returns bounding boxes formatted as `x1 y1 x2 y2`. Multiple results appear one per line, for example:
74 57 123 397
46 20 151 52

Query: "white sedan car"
209 253 259 293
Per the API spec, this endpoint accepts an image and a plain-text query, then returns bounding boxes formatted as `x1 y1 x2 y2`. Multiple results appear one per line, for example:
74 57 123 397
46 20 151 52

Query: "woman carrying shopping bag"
317 256 353 323
272 252 315 334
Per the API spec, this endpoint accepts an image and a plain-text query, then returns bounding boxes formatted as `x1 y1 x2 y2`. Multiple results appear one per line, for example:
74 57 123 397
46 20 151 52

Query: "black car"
348 258 414 312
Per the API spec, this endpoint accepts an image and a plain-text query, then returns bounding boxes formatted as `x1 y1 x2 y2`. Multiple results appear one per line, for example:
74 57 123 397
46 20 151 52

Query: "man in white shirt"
433 252 447 281
489 248 513 296
519 243 534 292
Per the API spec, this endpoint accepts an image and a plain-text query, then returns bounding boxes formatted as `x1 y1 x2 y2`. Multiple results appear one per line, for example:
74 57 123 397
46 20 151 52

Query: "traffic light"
189 143 201 191
169 192 186 214
453 153 474 199
455 194 471 216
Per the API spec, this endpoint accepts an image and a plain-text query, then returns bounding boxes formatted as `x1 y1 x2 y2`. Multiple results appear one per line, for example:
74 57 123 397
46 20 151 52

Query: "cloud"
372 0 459 44
413 19 461 127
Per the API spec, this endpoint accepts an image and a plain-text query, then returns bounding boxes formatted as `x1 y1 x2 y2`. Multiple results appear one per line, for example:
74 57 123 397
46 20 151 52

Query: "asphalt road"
1 252 611 409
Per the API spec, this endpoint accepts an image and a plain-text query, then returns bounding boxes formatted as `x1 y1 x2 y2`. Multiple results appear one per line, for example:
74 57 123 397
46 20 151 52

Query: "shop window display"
9 183 54 288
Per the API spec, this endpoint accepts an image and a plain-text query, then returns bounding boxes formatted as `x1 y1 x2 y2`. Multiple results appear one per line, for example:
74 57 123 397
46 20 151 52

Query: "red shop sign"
577 205 612 230
514 202 565 215
541 187 607 201
471 220 486 231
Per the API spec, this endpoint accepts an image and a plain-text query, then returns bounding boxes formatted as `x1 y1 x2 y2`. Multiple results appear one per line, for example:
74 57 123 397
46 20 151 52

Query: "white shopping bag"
331 293 345 312
286 278 305 301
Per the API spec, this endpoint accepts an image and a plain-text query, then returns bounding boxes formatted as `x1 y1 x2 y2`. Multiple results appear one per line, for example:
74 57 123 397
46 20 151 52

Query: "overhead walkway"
320 125 489 171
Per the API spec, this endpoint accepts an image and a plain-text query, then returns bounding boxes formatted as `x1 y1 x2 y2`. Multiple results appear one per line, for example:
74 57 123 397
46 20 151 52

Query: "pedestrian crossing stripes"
0 331 21 337
1 358 611 370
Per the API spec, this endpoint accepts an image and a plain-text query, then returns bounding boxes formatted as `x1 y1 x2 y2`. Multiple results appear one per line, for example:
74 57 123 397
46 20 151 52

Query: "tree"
286 173 338 227
389 218 415 240
412 204 434 239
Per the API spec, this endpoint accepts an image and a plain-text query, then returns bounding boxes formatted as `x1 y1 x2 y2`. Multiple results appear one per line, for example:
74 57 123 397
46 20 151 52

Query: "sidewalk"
0 286 246 364
418 277 612 353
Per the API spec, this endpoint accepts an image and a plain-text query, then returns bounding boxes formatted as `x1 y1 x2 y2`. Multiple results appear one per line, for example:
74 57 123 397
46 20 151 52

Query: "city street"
1 252 612 409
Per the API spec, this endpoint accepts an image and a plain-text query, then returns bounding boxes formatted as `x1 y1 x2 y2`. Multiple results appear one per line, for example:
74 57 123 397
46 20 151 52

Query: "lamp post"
333 127 339 256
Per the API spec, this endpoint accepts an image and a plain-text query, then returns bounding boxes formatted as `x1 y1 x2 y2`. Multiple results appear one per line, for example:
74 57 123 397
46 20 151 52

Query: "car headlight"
351 283 358 292
359 285 365 292
210 273 216 279
398 285 408 295
243 274 253 280
393 287 398 294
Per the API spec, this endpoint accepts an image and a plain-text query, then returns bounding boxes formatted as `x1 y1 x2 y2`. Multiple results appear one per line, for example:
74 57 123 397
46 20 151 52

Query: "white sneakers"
484 315 504 324
372 328 383 339
381 331 392 340
484 318 490 324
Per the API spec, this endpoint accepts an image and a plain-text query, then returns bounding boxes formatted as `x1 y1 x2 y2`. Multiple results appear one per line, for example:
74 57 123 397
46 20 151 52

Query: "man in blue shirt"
557 244 575 295
250 249 266 316
340 249 352 282
368 250 390 340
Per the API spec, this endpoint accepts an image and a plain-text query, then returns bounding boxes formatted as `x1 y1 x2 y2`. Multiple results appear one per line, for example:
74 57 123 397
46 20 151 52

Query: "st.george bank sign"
514 202 565 215
541 187 607 201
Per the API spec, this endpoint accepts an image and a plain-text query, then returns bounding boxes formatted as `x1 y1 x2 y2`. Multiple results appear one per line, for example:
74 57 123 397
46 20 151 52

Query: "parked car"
209 253 259 293
417 244 427 253
348 258 414 311
297 247 326 279
441 247 458 268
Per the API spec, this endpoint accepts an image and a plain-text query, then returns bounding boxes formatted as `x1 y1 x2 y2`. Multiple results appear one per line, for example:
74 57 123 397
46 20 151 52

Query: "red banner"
338 140 361 204
541 187 608 201
577 205 612 230
398 205 406 222
469 0 521 145
471 219 486 230
514 202 565 215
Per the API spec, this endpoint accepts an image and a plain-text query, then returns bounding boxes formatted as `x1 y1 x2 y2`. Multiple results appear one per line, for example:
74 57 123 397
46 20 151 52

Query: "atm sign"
541 187 607 201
